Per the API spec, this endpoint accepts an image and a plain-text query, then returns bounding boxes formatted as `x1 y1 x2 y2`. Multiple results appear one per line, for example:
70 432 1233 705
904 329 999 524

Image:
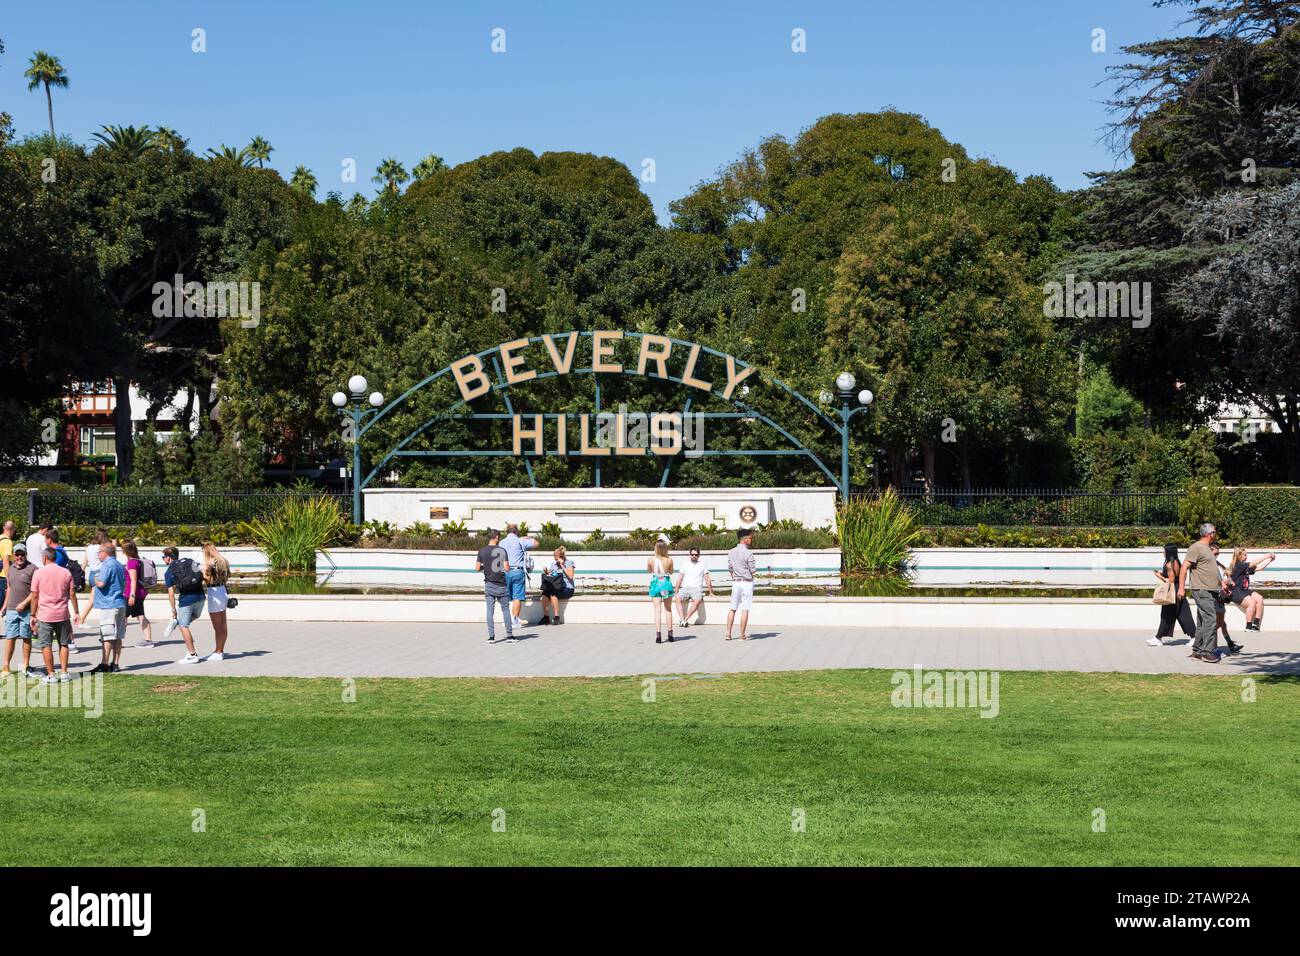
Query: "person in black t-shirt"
475 529 514 643
1228 547 1274 632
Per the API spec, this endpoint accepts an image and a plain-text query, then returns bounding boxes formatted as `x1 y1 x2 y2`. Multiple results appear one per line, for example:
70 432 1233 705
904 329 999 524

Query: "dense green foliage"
2 1 1297 495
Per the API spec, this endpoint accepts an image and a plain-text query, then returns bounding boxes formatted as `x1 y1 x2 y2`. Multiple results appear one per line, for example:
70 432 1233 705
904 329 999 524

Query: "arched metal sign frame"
350 331 855 510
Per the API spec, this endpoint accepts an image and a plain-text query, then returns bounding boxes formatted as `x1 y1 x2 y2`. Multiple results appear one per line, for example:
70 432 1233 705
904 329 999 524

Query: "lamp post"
831 371 873 499
331 375 384 524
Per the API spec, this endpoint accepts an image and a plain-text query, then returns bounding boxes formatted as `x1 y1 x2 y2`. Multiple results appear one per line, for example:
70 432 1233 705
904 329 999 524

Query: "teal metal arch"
345 331 858 514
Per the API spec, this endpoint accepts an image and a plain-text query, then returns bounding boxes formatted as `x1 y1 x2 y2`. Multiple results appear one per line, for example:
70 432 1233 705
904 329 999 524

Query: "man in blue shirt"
500 523 538 629
77 542 126 673
162 546 207 664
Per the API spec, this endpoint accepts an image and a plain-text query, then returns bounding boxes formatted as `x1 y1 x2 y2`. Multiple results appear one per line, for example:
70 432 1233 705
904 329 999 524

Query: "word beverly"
151 273 261 328
1042 274 1152 328
49 886 151 936
890 667 1000 718
0 671 103 718
451 331 758 402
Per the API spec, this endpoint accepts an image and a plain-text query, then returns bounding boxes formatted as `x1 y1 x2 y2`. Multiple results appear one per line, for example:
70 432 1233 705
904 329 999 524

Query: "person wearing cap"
725 527 756 641
1178 522 1224 663
1 544 39 679
500 522 538 629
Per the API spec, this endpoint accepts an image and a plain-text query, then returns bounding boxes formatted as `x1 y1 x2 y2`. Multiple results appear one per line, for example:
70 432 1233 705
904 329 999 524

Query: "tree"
372 157 409 193
412 154 447 180
826 207 1072 488
24 50 68 138
1176 179 1300 479
91 124 159 159
205 144 254 167
41 142 308 480
1073 0 1300 428
247 135 273 168
290 165 318 195
152 127 188 153
0 117 109 464
1077 364 1145 437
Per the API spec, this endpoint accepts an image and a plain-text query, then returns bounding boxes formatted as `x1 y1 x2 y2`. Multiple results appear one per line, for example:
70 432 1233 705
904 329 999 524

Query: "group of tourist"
0 521 234 681
1149 522 1274 662
476 523 758 644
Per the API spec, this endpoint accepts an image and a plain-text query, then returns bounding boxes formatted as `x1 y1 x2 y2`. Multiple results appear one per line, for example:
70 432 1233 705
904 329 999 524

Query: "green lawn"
1 669 1296 865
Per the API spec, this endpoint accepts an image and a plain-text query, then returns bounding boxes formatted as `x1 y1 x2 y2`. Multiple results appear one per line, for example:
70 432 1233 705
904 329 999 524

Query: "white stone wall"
362 487 839 538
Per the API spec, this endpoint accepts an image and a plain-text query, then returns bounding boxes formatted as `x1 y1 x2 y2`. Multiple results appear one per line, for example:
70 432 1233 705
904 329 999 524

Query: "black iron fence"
891 486 1181 527
27 490 348 527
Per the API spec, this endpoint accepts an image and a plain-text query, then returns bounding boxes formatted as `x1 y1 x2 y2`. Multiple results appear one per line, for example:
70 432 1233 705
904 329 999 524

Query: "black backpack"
171 557 205 595
66 558 86 590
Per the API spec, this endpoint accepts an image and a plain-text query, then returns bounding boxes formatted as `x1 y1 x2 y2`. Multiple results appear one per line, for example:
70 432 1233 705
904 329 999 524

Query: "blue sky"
3 0 1187 218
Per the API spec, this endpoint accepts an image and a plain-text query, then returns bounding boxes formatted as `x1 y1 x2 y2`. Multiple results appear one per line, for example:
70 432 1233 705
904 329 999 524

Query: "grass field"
1 669 1296 865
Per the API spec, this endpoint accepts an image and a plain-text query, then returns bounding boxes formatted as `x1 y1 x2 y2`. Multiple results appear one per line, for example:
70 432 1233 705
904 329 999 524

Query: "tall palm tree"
205 144 254 167
290 165 318 195
372 157 409 194
247 135 273 167
91 124 159 159
24 51 69 137
152 126 189 152
412 153 447 180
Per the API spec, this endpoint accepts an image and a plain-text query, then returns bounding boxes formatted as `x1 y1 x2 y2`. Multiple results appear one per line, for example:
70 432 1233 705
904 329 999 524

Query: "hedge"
1229 486 1300 543
915 526 1187 548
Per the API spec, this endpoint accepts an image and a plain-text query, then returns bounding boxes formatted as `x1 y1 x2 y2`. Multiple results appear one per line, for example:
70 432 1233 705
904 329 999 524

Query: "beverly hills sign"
448 331 759 457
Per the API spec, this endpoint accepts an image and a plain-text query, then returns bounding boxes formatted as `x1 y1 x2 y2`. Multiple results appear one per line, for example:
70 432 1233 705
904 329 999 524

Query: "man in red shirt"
23 546 80 682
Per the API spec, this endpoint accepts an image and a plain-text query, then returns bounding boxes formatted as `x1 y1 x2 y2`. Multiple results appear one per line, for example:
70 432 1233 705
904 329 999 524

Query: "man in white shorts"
726 528 756 641
77 542 127 673
674 548 715 627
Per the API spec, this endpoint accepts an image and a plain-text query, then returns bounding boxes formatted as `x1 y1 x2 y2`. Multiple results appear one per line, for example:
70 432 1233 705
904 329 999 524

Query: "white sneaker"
180 653 201 664
511 617 522 629
137 640 155 648
58 671 73 682
41 673 58 684
206 652 224 662
1145 637 1163 646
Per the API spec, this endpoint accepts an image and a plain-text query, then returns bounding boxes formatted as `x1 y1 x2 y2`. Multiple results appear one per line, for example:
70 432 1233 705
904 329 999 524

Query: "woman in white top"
84 529 109 586
202 542 232 661
647 536 675 644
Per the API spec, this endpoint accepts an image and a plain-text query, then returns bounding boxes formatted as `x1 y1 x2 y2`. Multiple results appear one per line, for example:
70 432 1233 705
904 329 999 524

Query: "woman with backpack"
120 539 154 648
202 542 232 662
539 546 575 625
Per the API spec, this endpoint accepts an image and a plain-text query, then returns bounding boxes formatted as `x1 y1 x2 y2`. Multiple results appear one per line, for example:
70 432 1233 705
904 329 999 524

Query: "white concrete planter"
220 592 1300 630
315 547 843 589
911 548 1300 587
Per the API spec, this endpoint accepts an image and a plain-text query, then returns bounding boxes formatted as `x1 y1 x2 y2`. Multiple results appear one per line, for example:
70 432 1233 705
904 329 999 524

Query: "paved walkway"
28 619 1300 679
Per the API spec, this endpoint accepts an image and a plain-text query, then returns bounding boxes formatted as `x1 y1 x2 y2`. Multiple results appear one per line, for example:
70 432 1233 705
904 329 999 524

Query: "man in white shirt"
25 524 51 567
674 548 714 627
